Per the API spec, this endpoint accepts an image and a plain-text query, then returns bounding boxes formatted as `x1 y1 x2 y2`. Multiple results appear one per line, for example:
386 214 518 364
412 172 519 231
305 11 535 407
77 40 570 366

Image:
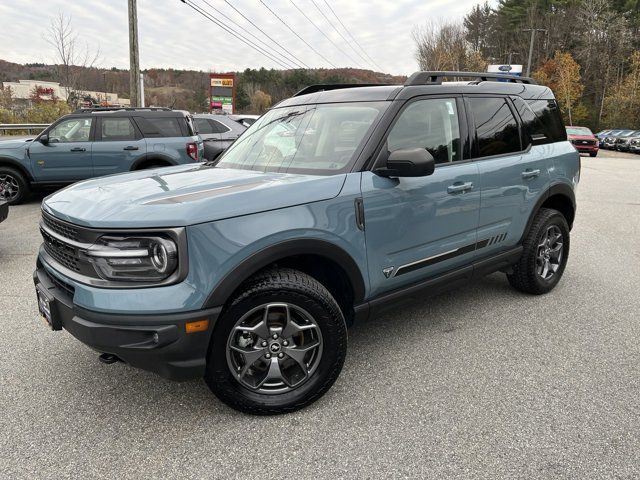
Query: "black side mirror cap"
39 134 49 145
376 148 436 177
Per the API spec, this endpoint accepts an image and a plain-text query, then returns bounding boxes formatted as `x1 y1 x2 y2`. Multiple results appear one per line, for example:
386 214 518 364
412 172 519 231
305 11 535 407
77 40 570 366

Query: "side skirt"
353 246 523 322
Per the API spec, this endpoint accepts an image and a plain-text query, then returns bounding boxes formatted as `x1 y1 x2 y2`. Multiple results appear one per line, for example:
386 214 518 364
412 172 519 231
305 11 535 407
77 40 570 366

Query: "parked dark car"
193 114 246 161
614 130 640 152
566 126 598 157
594 129 612 148
0 107 203 205
629 135 640 154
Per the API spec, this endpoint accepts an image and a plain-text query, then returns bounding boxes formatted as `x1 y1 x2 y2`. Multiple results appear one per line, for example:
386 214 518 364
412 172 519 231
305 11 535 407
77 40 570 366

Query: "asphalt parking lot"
1 150 639 479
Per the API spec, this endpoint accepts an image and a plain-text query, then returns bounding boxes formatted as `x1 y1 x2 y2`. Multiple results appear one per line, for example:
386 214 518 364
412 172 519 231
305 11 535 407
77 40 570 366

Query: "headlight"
84 235 178 281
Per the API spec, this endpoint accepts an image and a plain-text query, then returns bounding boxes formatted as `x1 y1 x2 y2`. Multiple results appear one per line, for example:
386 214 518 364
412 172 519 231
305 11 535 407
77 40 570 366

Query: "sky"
0 0 482 76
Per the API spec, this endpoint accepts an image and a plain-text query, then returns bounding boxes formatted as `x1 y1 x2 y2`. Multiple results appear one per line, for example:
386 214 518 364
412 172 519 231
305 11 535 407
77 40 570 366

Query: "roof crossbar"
404 71 537 86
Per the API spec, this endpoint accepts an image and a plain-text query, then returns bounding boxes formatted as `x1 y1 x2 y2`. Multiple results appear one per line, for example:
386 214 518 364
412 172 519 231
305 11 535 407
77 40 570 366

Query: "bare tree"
413 20 486 72
44 12 100 106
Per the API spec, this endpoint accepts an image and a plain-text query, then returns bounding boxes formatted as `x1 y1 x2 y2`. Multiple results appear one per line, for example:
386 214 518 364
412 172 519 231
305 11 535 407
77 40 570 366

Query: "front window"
216 102 388 175
566 127 592 136
48 118 93 143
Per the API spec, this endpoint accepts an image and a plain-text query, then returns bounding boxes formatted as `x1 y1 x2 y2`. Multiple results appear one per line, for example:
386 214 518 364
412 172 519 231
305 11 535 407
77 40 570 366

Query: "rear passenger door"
92 116 147 176
468 96 550 255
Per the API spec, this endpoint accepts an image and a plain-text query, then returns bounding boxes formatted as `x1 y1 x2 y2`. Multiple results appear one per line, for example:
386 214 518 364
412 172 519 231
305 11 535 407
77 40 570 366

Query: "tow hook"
98 353 121 364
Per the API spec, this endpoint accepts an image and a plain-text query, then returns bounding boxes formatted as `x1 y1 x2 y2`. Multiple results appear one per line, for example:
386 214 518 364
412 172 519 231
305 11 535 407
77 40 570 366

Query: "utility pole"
523 28 546 77
128 0 141 107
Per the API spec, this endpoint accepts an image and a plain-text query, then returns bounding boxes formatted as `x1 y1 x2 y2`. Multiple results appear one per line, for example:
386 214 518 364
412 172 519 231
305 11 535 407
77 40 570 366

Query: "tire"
589 152 597 157
507 208 570 295
205 268 347 415
0 166 30 205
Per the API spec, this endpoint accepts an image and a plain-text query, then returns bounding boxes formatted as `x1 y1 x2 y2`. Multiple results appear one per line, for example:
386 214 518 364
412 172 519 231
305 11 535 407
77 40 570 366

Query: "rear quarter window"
134 117 185 138
525 99 567 143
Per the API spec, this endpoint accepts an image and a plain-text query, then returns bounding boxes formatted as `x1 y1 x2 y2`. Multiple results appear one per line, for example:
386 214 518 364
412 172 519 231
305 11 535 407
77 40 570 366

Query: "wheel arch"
521 183 576 243
131 153 177 170
203 239 367 321
0 156 34 182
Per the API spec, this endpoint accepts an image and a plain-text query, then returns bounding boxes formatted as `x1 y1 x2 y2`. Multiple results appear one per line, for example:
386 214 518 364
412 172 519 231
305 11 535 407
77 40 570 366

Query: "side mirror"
39 134 49 145
376 148 435 177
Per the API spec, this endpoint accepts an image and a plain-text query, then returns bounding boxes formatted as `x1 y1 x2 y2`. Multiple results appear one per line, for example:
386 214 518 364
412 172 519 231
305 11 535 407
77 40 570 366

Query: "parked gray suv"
0 107 203 204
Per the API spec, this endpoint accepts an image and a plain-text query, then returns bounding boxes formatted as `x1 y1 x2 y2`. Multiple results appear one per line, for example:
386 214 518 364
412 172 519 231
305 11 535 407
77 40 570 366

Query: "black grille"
42 213 79 241
41 228 81 272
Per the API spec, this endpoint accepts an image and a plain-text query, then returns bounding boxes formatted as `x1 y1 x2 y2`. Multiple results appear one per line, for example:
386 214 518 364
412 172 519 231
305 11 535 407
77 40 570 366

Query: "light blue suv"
0 107 203 204
33 72 579 414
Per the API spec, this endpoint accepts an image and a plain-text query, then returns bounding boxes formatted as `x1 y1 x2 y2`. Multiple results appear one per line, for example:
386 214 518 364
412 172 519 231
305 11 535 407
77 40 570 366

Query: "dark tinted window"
526 99 566 142
134 117 183 138
194 118 215 134
210 120 231 133
469 97 521 157
100 118 136 141
387 98 461 164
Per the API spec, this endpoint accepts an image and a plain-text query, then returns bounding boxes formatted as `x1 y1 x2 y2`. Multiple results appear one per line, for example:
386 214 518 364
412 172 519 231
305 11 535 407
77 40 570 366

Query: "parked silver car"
193 114 247 161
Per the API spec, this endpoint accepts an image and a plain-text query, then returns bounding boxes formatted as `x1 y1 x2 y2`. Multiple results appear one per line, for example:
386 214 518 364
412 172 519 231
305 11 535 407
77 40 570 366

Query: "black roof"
277 71 553 108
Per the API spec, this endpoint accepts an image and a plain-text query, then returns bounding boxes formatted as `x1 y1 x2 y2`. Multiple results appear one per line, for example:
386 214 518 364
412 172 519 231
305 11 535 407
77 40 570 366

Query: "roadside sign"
209 73 236 114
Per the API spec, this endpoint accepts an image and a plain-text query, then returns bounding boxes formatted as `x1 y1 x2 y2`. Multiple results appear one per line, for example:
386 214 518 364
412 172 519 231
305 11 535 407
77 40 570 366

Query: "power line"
259 0 337 68
308 0 373 69
180 0 291 69
320 0 384 72
222 0 310 70
198 0 300 69
288 0 363 68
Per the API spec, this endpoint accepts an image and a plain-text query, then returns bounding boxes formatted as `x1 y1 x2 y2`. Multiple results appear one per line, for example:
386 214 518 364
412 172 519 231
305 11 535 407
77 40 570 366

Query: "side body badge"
382 267 394 278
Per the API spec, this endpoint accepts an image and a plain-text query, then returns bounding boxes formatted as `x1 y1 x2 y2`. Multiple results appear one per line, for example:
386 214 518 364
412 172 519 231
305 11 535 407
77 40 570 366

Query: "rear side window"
210 120 231 133
525 99 567 142
194 118 215 134
134 117 184 138
100 118 137 141
468 97 521 157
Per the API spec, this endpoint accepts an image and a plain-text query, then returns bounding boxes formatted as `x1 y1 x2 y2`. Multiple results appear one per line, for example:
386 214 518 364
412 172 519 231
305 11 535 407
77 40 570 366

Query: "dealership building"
1 79 130 109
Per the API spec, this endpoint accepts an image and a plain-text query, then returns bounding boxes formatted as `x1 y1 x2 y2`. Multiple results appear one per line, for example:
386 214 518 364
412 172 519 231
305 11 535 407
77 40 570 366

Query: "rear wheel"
205 268 347 415
507 208 570 294
589 152 597 157
0 167 30 205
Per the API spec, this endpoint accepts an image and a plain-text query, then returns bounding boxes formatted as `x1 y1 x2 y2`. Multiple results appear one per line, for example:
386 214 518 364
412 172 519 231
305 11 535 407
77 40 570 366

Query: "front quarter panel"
187 172 369 307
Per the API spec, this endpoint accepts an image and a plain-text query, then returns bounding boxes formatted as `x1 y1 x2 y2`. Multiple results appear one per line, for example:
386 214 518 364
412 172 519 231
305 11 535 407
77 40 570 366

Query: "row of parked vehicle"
0 108 256 205
595 128 640 153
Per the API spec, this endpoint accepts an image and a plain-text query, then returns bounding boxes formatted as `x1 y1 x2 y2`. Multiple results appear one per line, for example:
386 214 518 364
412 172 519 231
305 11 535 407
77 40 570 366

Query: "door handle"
123 146 139 151
447 182 473 194
70 147 86 152
522 169 541 179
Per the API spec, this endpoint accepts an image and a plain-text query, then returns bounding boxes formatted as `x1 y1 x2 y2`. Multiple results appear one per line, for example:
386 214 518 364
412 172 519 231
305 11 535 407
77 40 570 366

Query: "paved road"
1 151 638 479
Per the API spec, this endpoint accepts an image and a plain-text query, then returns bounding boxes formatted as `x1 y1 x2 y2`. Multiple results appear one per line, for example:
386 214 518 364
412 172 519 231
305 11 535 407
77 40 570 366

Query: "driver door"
29 117 94 182
361 96 481 298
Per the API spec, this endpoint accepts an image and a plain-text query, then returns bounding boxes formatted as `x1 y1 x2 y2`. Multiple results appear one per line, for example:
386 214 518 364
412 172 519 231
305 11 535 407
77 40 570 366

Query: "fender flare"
203 238 367 308
0 156 34 181
130 153 178 170
520 182 576 243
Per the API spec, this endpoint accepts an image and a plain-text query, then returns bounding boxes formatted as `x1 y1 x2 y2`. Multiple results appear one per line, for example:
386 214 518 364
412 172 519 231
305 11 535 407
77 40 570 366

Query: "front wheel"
205 268 347 415
0 166 30 205
589 152 598 157
507 208 570 294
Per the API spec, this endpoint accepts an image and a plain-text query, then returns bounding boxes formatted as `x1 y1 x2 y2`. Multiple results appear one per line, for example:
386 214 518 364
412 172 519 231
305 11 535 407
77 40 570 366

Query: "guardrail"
0 123 50 135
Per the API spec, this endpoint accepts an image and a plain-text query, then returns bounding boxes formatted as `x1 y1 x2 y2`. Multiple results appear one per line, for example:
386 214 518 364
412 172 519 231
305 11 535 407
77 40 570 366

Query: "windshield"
216 102 388 175
566 126 592 136
620 130 637 137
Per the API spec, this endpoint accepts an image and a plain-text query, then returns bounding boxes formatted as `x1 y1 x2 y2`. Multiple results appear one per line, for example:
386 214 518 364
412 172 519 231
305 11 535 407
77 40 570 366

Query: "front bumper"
0 200 7 223
574 144 598 154
34 265 221 381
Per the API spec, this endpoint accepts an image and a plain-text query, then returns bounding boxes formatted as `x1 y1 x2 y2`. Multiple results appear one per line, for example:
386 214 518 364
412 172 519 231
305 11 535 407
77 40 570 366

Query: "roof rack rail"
404 71 537 86
293 83 391 97
73 107 173 113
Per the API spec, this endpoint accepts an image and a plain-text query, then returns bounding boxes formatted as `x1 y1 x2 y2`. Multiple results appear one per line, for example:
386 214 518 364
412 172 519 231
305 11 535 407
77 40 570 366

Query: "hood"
567 134 595 141
42 164 347 228
0 138 33 149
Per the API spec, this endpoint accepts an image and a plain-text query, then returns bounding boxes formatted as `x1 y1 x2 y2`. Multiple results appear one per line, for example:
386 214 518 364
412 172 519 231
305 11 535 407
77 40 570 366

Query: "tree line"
415 0 640 130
